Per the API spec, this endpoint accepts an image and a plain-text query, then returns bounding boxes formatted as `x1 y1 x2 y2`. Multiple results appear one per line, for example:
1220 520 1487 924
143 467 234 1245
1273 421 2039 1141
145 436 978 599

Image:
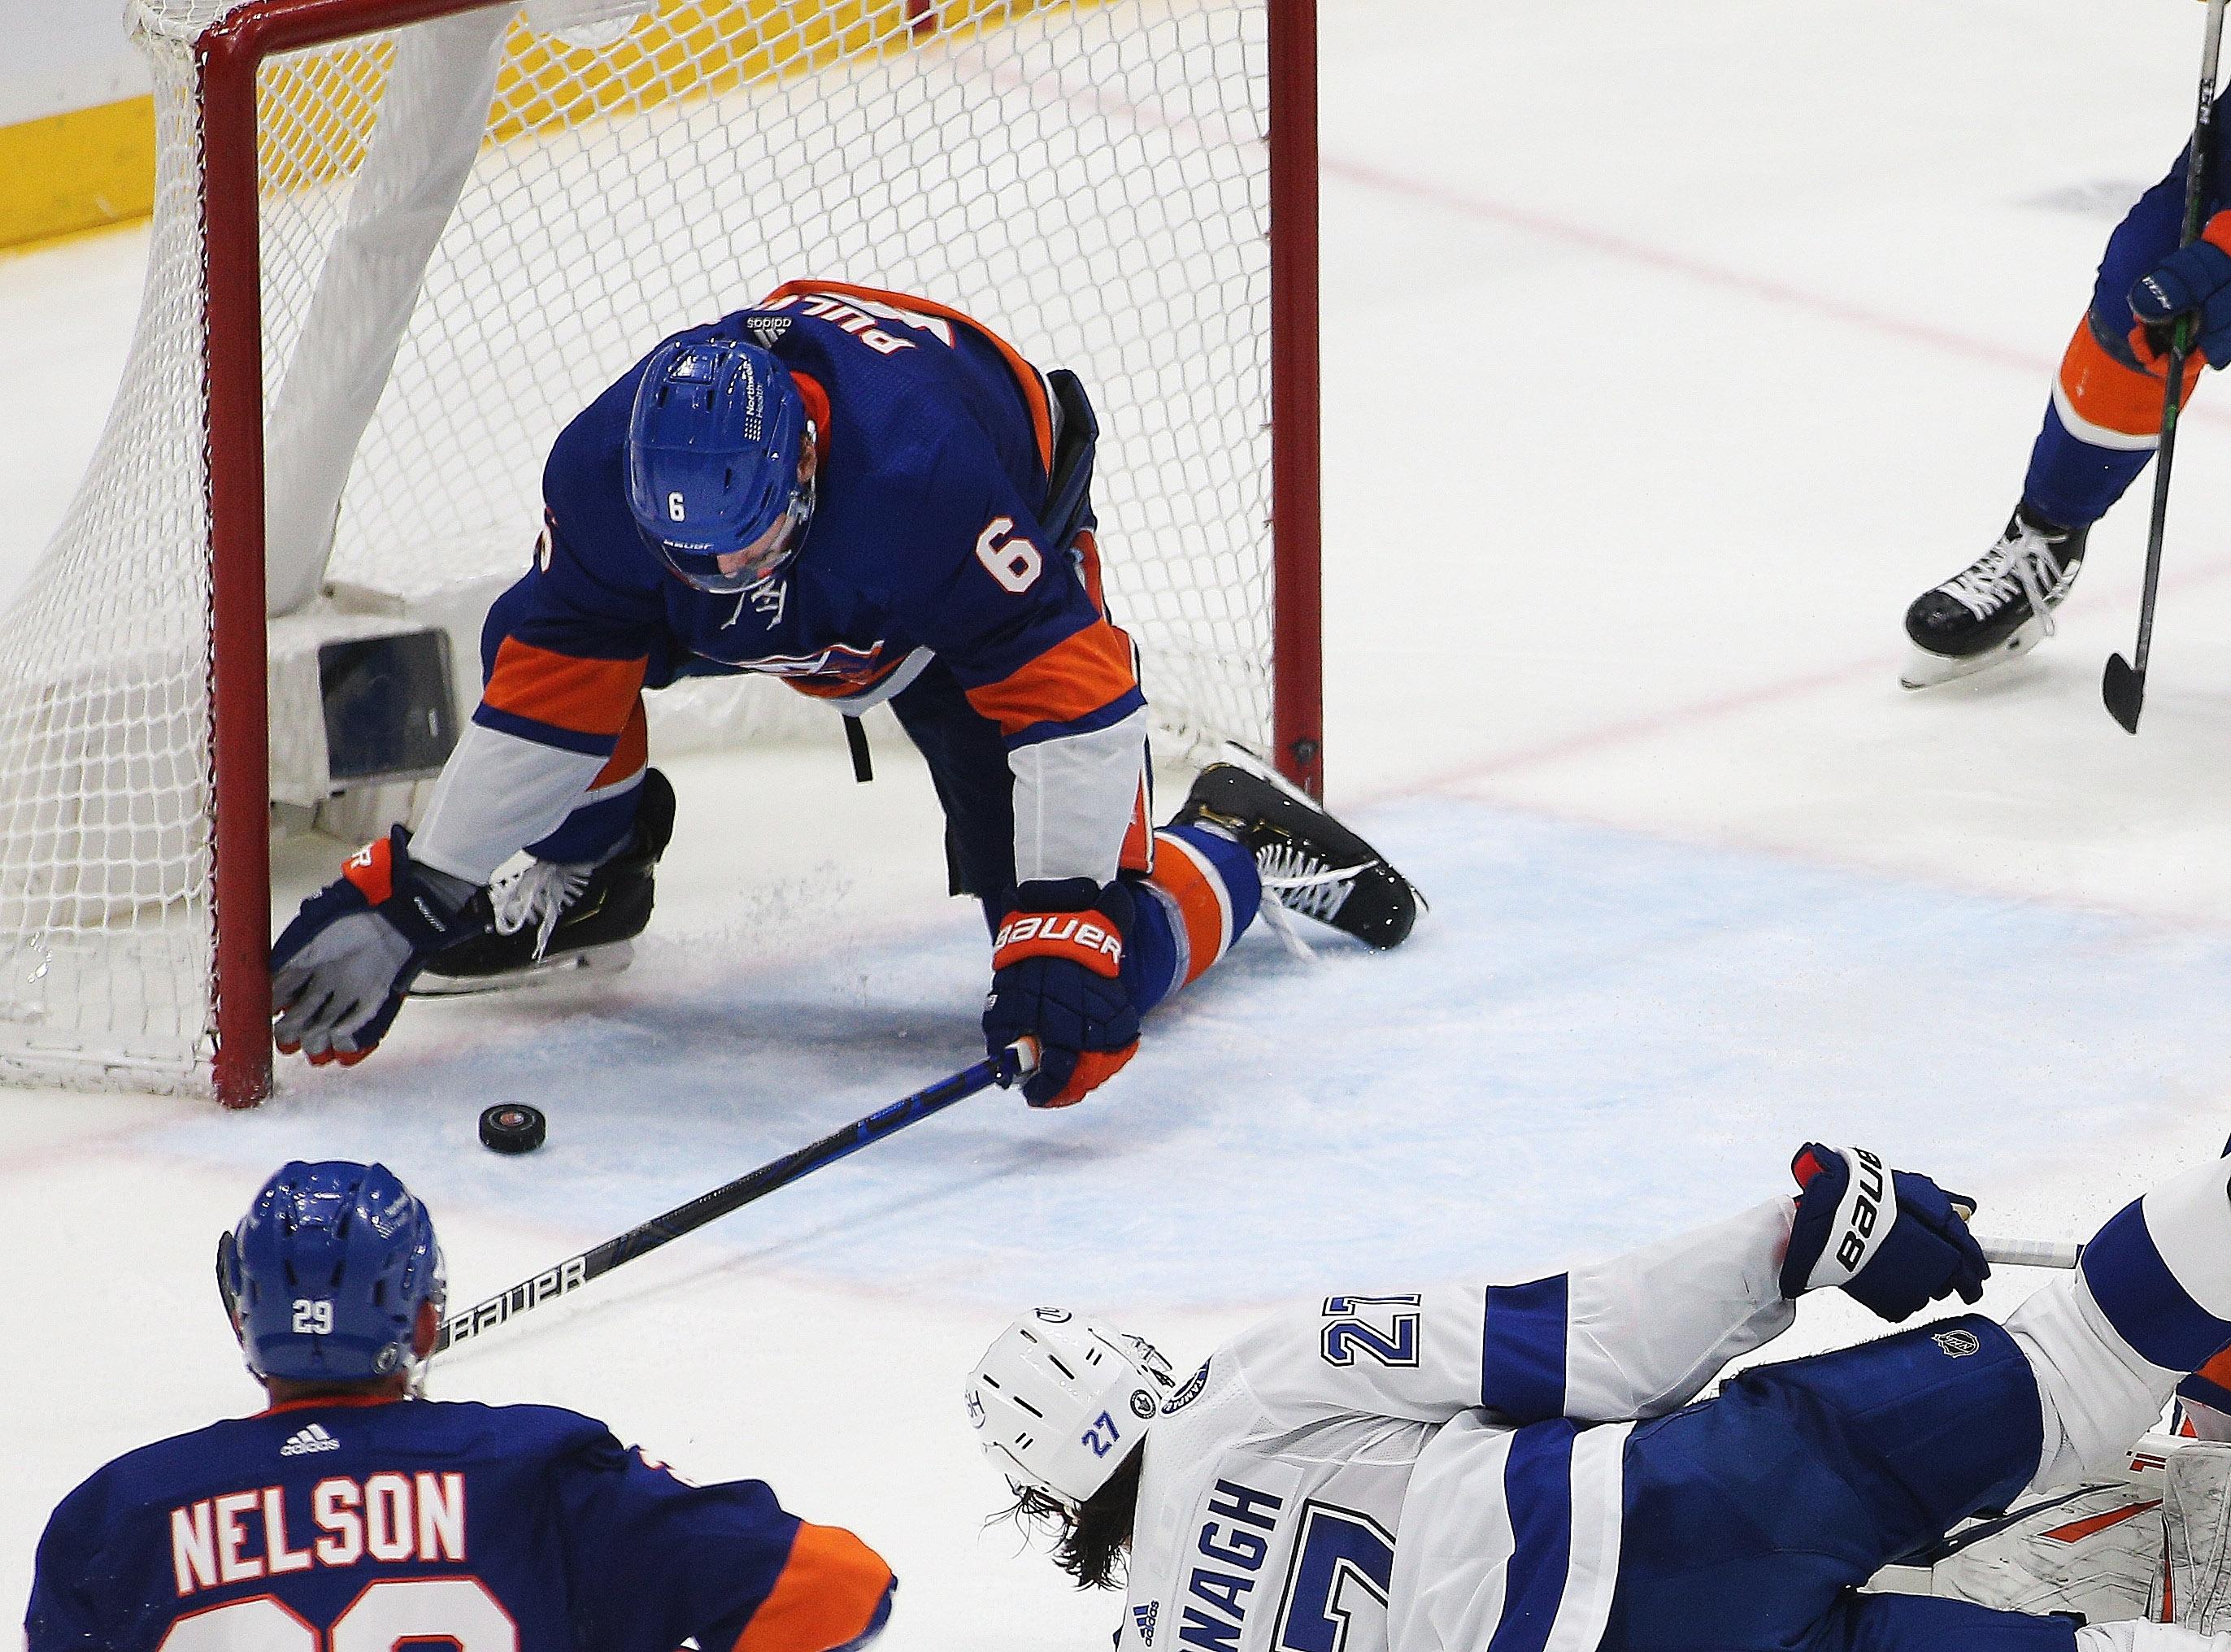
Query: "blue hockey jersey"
25 1393 894 1652
411 281 1150 890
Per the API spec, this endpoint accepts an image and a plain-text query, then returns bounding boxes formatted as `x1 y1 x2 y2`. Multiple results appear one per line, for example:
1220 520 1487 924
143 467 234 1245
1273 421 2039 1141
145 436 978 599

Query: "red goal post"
10 0 1321 1106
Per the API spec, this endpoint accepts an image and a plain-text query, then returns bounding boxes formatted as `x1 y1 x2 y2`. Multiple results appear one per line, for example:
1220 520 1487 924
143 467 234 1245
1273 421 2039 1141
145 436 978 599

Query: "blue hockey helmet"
625 335 816 593
218 1160 446 1385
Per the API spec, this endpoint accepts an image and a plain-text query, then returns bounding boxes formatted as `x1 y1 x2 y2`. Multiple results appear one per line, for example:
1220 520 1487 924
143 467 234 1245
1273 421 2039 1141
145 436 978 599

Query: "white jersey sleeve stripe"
1481 1278 1570 1422
1543 1423 1634 1652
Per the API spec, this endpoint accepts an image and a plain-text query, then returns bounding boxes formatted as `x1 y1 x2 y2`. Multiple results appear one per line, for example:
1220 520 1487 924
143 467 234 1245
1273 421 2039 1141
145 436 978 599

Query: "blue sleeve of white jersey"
1231 1198 1802 1430
555 1432 894 1652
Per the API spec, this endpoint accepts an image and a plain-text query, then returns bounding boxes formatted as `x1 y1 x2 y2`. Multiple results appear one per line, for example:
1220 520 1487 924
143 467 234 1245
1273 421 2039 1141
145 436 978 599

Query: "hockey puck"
478 1103 547 1155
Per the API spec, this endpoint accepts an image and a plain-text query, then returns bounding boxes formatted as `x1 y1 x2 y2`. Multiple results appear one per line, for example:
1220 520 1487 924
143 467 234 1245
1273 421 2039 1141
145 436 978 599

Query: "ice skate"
415 768 676 993
1172 750 1421 949
1902 504 2088 689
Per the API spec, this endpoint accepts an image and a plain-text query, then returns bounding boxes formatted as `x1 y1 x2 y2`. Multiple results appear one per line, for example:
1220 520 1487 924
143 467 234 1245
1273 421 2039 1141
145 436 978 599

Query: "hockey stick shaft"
433 1041 1036 1353
1976 1234 2081 1272
2103 0 2229 732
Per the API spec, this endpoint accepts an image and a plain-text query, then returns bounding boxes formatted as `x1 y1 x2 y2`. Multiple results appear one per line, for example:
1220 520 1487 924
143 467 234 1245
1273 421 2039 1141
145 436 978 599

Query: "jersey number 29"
157 1580 515 1651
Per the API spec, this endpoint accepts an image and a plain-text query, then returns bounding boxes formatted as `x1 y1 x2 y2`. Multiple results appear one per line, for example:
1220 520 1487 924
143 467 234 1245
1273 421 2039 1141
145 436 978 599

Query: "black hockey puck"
478 1102 546 1154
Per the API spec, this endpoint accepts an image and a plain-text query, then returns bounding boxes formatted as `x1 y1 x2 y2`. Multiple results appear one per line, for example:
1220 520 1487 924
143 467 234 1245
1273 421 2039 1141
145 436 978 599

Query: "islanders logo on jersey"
720 639 891 689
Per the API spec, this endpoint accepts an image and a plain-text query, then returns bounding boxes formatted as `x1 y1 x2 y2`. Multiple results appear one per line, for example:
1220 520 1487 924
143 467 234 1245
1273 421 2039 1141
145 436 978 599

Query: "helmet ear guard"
214 1226 242 1336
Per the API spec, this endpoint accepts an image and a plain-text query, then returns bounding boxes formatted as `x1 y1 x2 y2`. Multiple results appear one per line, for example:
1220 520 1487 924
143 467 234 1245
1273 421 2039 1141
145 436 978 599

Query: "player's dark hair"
996 1446 1142 1590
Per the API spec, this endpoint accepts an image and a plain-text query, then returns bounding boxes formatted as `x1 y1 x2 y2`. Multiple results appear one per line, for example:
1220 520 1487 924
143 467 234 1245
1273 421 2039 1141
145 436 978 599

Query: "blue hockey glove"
271 828 482 1067
2129 211 2231 370
1781 1143 1990 1323
983 879 1140 1108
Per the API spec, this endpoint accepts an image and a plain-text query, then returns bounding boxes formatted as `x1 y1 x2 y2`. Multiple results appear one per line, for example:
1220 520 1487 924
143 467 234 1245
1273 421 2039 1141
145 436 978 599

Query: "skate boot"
415 768 676 993
1902 503 2088 689
1172 752 1421 949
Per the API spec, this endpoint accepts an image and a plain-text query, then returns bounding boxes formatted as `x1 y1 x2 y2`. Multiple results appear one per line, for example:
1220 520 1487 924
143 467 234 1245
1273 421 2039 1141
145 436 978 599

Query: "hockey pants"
1600 1315 2074 1652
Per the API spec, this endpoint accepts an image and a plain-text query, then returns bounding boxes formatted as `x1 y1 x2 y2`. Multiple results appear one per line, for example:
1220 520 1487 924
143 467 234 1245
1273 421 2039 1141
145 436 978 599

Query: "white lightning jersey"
1116 1199 1800 1652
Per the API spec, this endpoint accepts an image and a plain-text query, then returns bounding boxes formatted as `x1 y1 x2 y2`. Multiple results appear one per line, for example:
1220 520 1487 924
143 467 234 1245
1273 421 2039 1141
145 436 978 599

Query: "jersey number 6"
975 517 1043 593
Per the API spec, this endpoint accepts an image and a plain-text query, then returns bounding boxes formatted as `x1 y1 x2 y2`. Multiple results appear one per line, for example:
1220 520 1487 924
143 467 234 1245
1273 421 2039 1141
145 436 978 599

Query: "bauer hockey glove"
983 879 1141 1107
1781 1143 1990 1324
271 828 483 1066
2130 211 2231 371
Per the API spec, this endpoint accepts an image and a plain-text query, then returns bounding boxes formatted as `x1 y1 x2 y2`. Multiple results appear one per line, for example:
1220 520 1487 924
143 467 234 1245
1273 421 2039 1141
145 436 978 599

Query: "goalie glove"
983 879 1140 1108
271 828 484 1066
1781 1144 1990 1322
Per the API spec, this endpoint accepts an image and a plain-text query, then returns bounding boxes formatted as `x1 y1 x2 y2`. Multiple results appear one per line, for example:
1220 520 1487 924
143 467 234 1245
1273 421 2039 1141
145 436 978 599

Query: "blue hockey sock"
2021 394 2156 532
1123 823 1261 1015
523 767 646 865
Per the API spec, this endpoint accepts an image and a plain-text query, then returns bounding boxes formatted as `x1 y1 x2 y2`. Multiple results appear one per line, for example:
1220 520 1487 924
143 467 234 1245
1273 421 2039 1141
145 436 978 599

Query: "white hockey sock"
2008 1159 2231 1491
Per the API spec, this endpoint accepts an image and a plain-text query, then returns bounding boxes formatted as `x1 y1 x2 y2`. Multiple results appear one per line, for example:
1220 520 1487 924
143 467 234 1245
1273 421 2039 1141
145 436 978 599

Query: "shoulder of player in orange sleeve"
730 1518 896 1652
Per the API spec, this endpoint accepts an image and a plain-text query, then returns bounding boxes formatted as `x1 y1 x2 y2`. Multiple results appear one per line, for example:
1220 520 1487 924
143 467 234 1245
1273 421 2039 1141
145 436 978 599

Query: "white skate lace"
1258 846 1368 921
1941 527 2073 633
488 859 592 961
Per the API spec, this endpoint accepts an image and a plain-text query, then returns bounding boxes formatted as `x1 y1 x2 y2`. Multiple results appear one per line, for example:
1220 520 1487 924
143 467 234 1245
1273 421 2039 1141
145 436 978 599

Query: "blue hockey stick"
436 1040 1037 1352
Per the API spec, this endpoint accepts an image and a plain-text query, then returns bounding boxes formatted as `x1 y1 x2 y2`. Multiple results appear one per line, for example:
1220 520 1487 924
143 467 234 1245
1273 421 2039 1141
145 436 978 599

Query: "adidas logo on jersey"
280 1423 341 1457
1132 1603 1158 1645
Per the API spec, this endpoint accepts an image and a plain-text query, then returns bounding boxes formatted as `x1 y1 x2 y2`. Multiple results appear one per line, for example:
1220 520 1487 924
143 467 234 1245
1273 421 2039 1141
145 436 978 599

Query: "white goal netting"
0 0 1280 1096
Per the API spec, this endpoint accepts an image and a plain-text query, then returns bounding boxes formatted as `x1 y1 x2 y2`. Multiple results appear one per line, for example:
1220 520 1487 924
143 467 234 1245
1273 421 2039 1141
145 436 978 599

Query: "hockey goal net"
0 0 1320 1103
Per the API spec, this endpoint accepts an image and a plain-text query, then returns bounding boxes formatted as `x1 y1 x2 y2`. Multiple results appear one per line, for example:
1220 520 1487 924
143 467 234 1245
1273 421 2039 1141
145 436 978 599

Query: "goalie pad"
2167 1441 2231 1631
1870 1434 2231 1631
1872 1481 2164 1625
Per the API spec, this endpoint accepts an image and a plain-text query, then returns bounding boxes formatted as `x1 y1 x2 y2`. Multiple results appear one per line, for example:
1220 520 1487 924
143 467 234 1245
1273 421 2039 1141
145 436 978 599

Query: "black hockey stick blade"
432 1039 1037 1354
2102 652 2146 734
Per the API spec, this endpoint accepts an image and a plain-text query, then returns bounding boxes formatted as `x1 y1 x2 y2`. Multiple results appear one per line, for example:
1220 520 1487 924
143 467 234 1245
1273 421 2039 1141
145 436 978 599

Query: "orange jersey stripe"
1120 772 1154 876
2058 320 2200 440
1073 528 1107 610
589 702 649 789
1148 831 1232 986
963 620 1139 737
793 369 833 462
733 1521 894 1652
482 638 647 739
761 278 1054 475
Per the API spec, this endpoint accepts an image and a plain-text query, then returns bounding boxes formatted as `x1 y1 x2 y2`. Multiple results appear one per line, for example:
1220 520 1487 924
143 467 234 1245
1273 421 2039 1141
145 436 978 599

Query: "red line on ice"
1323 156 2231 433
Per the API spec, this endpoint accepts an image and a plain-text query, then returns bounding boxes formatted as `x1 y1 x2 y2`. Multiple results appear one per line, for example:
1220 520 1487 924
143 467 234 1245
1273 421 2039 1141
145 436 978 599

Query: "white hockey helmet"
965 1307 1176 1506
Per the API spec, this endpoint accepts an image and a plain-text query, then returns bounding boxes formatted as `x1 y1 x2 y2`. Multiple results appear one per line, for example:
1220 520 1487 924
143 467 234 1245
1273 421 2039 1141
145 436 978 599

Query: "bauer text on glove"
1781 1143 1990 1322
982 879 1141 1107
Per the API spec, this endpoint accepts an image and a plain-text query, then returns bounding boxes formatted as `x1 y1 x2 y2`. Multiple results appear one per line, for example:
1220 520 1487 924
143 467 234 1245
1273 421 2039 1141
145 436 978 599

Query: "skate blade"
1898 616 2046 690
411 940 635 998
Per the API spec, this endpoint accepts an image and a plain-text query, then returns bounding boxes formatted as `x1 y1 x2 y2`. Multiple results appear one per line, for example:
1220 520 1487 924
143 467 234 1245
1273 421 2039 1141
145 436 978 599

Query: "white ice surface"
11 0 2231 1644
